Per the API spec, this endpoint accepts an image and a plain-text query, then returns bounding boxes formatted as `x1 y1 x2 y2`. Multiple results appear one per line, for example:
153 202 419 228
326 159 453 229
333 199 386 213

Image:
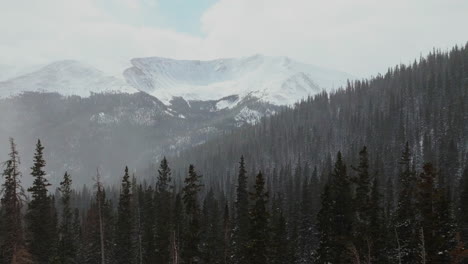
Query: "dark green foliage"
115 166 134 264
315 152 354 263
201 189 223 264
352 146 372 261
58 172 78 263
232 156 250 264
269 196 290 264
394 142 419 263
246 171 269 264
155 157 173 264
0 138 30 263
369 176 389 263
141 185 156 263
26 139 57 263
315 184 333 264
182 164 203 264
1 41 467 264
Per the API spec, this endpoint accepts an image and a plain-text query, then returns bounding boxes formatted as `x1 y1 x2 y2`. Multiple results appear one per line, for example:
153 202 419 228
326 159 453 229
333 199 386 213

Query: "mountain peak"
0 60 138 98
123 55 352 106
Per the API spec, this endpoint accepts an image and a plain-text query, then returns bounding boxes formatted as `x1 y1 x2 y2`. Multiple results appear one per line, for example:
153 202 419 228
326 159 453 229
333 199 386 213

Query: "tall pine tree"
0 138 31 263
182 164 203 264
246 171 269 264
155 157 172 264
232 156 250 264
58 172 77 263
26 139 56 263
115 166 134 264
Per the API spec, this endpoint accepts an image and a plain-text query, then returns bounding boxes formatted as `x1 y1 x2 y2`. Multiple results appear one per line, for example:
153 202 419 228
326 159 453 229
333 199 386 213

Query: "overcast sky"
1 0 467 78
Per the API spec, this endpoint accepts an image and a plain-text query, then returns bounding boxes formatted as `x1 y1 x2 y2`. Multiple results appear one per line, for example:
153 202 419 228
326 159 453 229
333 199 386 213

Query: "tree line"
1 138 468 263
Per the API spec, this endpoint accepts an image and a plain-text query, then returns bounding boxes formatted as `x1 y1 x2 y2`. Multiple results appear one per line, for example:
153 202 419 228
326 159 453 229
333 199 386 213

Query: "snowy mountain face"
123 55 352 107
0 55 351 185
0 60 138 98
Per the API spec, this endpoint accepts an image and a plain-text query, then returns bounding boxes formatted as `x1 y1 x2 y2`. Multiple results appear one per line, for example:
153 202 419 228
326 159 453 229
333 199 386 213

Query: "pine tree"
182 164 203 264
155 157 172 264
352 146 372 261
58 172 77 263
416 163 456 263
26 139 56 263
0 138 31 263
201 188 223 264
294 174 312 263
315 152 354 263
315 184 334 264
232 156 250 264
222 203 231 264
269 195 289 264
369 176 388 263
394 142 418 263
141 185 156 263
246 171 269 264
115 166 134 264
172 193 184 264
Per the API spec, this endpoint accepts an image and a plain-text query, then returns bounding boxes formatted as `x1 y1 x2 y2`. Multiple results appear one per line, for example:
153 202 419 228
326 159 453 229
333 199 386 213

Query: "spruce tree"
222 203 231 264
26 139 56 263
201 188 223 264
315 152 354 263
115 166 134 264
369 176 388 263
182 164 203 264
232 156 250 264
269 195 289 264
58 172 77 263
394 142 418 263
141 185 156 263
246 171 269 264
0 138 30 263
352 146 372 261
315 184 335 264
155 157 172 264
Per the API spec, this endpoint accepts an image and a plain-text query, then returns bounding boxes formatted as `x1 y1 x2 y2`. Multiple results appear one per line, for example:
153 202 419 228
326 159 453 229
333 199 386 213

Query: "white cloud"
200 0 468 76
0 0 467 77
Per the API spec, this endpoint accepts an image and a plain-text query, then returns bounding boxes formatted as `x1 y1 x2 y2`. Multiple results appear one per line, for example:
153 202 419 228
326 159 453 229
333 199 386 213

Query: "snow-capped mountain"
0 55 352 185
123 54 352 107
0 60 138 98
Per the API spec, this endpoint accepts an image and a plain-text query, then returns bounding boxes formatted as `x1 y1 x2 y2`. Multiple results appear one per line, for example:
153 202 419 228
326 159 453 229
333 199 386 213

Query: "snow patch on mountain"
235 107 263 126
0 60 138 98
123 55 352 106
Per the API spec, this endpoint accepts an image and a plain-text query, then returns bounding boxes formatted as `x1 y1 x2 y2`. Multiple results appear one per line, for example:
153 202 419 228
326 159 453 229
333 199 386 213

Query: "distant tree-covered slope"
172 43 468 196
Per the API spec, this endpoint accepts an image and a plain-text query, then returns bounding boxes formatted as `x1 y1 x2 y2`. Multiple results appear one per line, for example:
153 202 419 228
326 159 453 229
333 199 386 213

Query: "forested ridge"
0 43 467 263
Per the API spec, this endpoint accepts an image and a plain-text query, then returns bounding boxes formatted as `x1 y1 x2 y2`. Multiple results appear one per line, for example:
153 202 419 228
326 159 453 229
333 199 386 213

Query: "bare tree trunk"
394 227 402 264
420 227 426 264
172 230 179 264
366 238 372 264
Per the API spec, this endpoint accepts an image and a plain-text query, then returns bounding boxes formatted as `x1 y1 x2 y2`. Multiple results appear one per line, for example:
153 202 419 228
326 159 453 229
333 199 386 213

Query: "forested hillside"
172 44 467 198
0 44 467 263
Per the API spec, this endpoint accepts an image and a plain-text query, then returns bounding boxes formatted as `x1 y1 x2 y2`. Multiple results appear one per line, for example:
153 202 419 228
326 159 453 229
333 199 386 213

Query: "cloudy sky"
1 0 467 78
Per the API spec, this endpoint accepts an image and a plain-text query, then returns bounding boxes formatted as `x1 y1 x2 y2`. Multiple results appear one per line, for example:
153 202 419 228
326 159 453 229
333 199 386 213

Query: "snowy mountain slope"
0 60 138 98
123 54 352 107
